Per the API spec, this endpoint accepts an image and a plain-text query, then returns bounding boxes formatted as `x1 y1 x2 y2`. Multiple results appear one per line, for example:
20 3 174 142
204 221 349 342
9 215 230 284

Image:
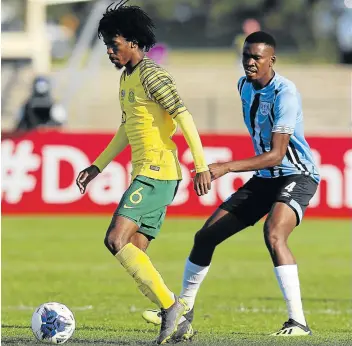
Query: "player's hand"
193 170 211 196
208 162 230 181
76 165 100 194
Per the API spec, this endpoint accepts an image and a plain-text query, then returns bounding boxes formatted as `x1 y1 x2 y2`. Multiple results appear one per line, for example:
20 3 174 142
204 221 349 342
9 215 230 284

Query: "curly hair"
98 1 156 51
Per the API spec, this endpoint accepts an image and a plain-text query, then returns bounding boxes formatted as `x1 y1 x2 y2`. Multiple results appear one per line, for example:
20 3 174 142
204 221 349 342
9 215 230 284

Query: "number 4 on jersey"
284 182 296 192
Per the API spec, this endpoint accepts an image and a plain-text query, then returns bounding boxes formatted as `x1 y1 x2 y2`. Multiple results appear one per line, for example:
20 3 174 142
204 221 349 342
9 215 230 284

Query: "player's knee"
264 222 286 251
104 229 129 255
264 231 282 251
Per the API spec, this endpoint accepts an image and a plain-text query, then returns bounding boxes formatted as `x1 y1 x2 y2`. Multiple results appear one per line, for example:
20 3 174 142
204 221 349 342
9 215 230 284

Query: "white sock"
274 264 306 326
180 258 210 310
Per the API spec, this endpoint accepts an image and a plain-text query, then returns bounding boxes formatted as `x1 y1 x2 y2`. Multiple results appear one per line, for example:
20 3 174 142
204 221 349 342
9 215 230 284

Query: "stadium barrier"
1 130 351 218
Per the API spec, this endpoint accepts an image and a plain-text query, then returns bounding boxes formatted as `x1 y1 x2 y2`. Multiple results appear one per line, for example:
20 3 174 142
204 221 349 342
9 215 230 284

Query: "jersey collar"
252 71 278 94
125 55 147 76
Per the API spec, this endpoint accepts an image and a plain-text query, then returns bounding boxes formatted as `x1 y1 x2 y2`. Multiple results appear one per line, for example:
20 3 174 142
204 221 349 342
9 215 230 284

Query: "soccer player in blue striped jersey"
143 31 320 337
237 62 319 182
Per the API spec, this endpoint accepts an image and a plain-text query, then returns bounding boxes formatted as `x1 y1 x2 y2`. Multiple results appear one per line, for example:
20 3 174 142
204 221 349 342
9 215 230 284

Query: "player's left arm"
144 71 211 195
209 91 297 180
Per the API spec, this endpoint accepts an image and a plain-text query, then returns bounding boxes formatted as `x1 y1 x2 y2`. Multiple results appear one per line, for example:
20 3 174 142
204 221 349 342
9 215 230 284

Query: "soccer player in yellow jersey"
75 1 211 344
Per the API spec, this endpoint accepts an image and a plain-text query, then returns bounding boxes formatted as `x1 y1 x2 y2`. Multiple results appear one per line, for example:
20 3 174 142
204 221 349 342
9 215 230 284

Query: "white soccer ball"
31 302 75 344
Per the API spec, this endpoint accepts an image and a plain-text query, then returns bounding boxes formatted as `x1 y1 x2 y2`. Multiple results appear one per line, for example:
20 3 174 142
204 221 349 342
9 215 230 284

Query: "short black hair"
98 1 156 51
244 31 276 49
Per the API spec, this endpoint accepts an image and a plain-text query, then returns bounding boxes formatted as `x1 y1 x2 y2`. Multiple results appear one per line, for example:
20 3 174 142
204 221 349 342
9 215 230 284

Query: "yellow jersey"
93 56 208 180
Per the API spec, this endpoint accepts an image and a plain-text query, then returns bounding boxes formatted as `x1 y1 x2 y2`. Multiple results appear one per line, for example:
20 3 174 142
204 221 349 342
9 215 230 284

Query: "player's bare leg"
264 202 297 266
130 232 150 252
105 215 185 344
105 215 178 311
264 202 311 336
105 215 140 255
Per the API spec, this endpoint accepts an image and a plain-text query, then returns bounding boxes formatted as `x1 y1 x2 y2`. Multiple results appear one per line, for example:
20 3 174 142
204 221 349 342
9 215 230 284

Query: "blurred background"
1 0 351 133
2 2 351 344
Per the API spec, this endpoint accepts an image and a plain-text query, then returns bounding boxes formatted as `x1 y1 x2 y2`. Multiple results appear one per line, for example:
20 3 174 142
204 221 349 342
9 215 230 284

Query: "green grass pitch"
2 216 351 345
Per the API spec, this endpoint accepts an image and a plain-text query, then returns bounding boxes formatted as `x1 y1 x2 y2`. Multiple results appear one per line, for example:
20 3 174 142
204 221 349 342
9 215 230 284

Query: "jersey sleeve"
272 91 298 135
141 68 187 117
174 112 208 173
92 125 129 172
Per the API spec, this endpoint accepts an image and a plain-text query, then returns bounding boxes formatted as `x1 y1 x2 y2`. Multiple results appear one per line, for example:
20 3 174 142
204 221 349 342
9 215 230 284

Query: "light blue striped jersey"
238 72 320 183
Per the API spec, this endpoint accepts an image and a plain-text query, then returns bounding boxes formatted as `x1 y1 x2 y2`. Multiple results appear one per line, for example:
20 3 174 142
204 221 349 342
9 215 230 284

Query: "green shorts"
115 175 179 239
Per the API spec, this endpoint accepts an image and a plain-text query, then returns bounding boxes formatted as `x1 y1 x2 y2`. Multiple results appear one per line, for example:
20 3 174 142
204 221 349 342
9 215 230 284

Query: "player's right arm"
76 125 129 194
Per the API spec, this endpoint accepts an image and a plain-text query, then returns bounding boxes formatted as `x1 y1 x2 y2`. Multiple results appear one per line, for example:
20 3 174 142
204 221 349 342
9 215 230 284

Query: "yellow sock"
116 243 175 309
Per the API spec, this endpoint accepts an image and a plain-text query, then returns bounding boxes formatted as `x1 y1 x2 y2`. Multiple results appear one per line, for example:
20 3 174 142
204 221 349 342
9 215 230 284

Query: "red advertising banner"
1 130 351 218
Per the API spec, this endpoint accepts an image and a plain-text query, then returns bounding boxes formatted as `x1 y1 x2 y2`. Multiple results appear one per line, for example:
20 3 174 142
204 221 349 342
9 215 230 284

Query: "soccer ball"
31 302 75 344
